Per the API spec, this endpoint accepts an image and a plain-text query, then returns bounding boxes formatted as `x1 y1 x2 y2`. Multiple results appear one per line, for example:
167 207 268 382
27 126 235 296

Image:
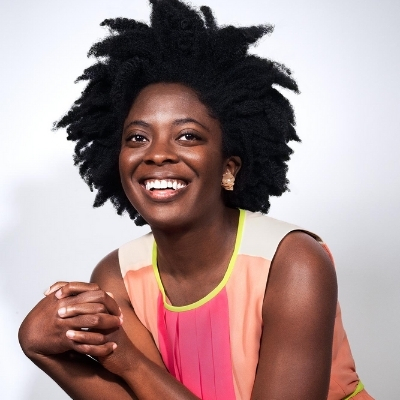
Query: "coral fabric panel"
123 266 160 346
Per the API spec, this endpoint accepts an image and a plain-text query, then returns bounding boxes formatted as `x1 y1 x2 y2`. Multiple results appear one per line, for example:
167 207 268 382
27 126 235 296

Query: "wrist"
111 345 146 380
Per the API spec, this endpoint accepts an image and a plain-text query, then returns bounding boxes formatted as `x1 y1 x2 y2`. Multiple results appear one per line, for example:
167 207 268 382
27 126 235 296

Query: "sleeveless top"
119 210 373 400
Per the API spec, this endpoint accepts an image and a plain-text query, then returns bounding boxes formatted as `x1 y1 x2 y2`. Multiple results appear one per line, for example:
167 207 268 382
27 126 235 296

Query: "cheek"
199 150 226 187
118 149 137 192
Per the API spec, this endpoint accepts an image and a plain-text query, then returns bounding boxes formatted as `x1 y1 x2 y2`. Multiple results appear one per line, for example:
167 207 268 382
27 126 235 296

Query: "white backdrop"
1 0 399 398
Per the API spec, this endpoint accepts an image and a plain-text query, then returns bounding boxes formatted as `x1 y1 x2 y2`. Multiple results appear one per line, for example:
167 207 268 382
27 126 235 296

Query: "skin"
19 83 337 399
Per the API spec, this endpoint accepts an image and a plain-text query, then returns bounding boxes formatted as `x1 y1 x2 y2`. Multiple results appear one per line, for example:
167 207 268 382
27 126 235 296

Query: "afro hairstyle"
55 0 300 226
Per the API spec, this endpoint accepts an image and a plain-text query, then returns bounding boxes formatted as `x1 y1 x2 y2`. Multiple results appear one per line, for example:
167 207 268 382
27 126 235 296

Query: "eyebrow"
172 118 210 132
124 120 150 131
124 118 210 132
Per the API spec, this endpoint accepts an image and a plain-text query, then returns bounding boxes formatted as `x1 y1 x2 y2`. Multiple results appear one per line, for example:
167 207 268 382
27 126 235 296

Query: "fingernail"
66 330 75 339
112 343 117 350
58 307 66 317
44 287 51 296
106 291 114 299
55 289 62 299
119 314 124 325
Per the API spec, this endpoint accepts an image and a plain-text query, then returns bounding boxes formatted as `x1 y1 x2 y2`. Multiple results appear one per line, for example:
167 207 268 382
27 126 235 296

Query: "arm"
251 231 338 400
18 280 137 400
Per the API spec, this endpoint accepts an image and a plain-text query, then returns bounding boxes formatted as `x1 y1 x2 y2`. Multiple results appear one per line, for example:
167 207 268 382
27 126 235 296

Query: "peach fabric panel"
123 266 160 346
118 232 153 276
225 254 271 400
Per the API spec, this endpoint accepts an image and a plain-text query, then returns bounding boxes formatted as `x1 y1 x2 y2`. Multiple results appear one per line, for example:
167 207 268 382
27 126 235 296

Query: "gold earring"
221 171 235 191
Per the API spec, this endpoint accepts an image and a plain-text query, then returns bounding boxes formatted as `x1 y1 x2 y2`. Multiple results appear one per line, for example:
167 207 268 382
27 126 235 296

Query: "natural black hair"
55 0 300 226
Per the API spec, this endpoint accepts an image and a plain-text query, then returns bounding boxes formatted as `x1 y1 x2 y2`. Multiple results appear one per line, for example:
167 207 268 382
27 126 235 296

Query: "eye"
127 134 148 142
178 131 201 141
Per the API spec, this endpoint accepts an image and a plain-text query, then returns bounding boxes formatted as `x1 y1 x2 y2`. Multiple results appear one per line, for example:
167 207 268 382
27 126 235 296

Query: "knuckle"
86 314 101 326
95 334 107 344
58 299 68 309
78 344 91 353
97 304 107 313
97 290 107 301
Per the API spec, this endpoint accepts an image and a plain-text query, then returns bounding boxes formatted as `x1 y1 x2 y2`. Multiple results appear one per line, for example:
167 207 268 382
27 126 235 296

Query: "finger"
60 290 121 317
44 281 68 296
55 282 101 299
65 313 122 330
58 303 108 318
71 342 117 357
66 330 108 345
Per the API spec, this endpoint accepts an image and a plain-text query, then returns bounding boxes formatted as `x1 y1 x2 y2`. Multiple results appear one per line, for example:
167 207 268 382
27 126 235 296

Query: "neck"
152 207 240 279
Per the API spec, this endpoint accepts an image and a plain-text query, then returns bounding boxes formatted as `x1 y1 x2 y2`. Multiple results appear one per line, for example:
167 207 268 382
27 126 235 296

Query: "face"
119 83 240 230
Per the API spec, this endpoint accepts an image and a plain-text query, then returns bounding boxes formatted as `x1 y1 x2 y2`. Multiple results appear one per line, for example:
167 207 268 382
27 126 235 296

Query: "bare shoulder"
90 249 130 306
91 249 121 284
265 230 337 308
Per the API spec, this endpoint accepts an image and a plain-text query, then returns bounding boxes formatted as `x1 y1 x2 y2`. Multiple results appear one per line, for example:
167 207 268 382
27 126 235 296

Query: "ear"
223 156 242 177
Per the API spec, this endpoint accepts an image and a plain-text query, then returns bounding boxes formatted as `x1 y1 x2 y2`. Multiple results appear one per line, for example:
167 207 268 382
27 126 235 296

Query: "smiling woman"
18 0 373 399
120 83 239 230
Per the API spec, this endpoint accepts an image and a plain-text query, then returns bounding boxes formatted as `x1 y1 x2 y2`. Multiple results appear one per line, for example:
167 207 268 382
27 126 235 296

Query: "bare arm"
20 250 200 399
251 231 338 400
18 280 137 400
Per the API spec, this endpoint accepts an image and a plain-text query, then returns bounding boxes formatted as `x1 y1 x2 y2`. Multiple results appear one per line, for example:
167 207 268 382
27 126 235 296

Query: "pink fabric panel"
157 290 236 400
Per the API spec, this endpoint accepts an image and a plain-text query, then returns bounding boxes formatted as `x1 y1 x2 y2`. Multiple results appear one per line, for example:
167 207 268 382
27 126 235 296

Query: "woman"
19 0 373 399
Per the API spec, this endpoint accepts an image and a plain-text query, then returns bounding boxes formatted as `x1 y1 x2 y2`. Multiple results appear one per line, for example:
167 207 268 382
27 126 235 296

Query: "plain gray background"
1 0 399 398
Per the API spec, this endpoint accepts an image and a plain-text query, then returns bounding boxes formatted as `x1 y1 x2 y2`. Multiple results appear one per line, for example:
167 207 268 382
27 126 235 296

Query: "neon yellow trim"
152 209 245 312
343 381 365 400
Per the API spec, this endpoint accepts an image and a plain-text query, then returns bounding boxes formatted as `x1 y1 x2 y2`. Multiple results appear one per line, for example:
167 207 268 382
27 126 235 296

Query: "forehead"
125 82 218 126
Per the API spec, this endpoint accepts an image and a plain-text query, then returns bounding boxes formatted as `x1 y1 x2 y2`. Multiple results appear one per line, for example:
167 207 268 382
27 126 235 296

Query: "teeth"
144 179 187 191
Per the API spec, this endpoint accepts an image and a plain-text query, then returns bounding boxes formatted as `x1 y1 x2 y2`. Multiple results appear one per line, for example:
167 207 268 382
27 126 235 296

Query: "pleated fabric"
157 289 236 400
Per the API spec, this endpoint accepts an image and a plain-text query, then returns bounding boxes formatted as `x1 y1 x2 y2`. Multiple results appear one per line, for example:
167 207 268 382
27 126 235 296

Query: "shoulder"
272 231 335 283
91 249 120 284
264 230 337 321
90 249 130 305
90 231 154 304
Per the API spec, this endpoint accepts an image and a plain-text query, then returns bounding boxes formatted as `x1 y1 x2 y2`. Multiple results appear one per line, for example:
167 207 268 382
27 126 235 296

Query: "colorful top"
119 210 373 400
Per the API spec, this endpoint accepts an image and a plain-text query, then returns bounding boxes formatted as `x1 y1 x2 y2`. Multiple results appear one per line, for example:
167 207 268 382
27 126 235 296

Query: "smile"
143 179 187 191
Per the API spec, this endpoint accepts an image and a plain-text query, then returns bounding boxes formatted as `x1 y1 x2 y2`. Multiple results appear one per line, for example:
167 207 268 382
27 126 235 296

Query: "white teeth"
144 179 187 191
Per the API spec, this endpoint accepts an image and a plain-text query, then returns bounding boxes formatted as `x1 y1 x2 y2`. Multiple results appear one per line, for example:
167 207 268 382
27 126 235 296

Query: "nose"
144 136 179 166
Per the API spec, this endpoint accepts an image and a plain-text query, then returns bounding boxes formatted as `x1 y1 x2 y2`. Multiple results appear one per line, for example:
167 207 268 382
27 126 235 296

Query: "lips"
143 179 188 191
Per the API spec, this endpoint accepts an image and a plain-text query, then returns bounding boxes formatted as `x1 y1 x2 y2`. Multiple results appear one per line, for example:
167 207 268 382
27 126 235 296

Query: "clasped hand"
19 282 123 360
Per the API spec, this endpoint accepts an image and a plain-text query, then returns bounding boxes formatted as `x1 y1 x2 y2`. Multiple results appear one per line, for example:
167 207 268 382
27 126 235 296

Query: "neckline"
151 209 245 312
